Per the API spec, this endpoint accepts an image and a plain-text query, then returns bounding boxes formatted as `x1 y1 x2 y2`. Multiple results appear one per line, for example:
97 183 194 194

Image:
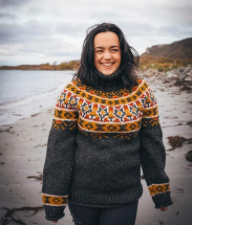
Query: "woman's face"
94 31 121 75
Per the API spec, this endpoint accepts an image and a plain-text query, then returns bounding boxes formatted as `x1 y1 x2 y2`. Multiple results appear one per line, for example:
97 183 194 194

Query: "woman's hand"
160 207 168 211
52 221 58 223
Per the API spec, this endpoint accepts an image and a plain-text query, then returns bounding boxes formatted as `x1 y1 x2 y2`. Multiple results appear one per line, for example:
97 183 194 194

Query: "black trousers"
68 200 139 225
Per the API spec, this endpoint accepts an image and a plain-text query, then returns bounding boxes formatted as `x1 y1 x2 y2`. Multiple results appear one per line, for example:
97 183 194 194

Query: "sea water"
0 70 75 126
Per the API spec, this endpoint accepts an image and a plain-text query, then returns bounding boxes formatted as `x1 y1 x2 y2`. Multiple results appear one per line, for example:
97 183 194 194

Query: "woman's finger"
160 207 168 211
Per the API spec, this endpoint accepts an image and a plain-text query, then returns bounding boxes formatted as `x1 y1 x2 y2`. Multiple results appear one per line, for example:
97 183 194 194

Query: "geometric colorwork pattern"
78 117 142 133
66 79 149 107
148 183 171 196
142 117 160 127
52 78 160 139
54 108 78 120
52 119 77 130
80 129 139 140
42 193 68 206
143 105 158 118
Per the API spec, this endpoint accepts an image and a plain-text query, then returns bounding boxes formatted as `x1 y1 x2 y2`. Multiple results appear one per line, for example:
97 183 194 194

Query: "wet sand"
0 75 192 225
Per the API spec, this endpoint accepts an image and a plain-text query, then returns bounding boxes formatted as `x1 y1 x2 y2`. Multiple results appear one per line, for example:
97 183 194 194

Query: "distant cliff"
139 38 192 71
144 38 192 59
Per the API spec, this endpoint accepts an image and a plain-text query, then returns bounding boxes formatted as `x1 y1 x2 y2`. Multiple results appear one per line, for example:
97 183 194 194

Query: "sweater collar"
92 68 125 91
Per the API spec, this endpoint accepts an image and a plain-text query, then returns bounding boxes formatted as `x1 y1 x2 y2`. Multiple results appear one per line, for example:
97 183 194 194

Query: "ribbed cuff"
44 205 65 221
152 192 173 209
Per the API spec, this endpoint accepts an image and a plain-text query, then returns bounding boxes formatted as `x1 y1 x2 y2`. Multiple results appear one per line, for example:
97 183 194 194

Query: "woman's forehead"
94 32 120 48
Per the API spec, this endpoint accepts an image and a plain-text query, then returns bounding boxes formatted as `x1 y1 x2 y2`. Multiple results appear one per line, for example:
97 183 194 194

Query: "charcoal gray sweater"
42 71 173 221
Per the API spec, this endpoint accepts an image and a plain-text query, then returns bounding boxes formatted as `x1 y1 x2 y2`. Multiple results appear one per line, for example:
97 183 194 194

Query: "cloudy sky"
0 0 192 66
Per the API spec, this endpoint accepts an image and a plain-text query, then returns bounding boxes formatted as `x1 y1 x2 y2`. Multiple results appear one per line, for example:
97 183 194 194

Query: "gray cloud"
55 22 88 37
26 6 45 15
0 12 16 19
0 20 55 44
0 0 29 7
0 0 192 66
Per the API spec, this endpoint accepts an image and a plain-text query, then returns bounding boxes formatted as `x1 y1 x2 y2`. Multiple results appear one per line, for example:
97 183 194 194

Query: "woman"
42 23 173 225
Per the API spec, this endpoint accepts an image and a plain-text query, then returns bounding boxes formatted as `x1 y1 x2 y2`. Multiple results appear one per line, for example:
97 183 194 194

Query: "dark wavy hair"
74 23 139 89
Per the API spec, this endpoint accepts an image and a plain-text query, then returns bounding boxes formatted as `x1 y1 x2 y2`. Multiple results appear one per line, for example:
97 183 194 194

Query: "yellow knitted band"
148 183 170 196
42 193 68 206
54 108 78 120
78 117 142 133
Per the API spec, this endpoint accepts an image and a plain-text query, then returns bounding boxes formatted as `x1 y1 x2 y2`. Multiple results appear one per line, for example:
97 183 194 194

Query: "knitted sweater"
42 71 173 221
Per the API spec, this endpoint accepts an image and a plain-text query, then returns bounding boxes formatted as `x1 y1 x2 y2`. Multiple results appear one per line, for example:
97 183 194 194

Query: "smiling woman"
42 23 173 225
94 32 121 75
75 23 139 89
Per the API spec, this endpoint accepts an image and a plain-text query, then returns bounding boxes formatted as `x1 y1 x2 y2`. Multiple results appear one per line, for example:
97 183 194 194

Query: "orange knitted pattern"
52 78 159 138
148 183 171 196
42 193 68 206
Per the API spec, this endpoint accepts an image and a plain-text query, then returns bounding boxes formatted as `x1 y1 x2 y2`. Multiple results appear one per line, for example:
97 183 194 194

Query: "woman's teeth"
102 63 112 66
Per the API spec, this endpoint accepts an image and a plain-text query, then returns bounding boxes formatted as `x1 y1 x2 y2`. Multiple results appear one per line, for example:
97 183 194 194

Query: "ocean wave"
0 82 66 112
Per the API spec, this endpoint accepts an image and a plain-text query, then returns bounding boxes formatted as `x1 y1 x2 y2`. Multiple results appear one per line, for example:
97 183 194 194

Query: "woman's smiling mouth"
101 63 114 68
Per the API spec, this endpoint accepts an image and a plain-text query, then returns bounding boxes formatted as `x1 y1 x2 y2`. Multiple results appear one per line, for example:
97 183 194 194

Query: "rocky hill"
144 38 192 59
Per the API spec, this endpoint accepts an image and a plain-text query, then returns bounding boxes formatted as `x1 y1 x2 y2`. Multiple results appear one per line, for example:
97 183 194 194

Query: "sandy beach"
0 72 192 225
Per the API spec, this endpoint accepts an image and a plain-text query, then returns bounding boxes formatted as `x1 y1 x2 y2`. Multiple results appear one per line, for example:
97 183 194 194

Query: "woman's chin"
99 69 114 75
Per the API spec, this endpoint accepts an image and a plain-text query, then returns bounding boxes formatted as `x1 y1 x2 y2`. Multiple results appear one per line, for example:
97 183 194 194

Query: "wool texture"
42 71 173 221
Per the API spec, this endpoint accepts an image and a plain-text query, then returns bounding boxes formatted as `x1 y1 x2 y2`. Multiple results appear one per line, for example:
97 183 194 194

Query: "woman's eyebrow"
95 45 120 49
110 45 119 48
95 46 104 49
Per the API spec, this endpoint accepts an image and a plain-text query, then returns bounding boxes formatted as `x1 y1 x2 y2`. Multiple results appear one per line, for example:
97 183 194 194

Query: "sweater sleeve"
42 87 78 221
140 82 173 209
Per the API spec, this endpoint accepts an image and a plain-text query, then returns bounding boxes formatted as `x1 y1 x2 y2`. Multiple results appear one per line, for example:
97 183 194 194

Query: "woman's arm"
140 82 173 209
42 89 78 221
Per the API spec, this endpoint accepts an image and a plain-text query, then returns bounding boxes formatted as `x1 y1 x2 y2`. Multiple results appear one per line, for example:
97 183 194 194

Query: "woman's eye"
111 49 118 52
96 50 103 53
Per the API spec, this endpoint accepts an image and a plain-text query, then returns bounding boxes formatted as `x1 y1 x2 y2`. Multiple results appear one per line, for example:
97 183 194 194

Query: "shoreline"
0 76 192 225
0 70 74 127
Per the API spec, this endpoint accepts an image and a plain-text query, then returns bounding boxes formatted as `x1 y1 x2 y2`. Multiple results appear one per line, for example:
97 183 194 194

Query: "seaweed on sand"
167 135 191 150
0 206 43 225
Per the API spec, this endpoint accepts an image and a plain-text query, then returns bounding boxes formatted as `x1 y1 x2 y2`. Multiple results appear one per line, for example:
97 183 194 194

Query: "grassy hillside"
139 54 192 72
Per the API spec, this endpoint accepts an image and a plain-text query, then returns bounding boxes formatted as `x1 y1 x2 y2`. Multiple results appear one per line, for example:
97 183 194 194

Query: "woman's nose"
103 51 111 59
